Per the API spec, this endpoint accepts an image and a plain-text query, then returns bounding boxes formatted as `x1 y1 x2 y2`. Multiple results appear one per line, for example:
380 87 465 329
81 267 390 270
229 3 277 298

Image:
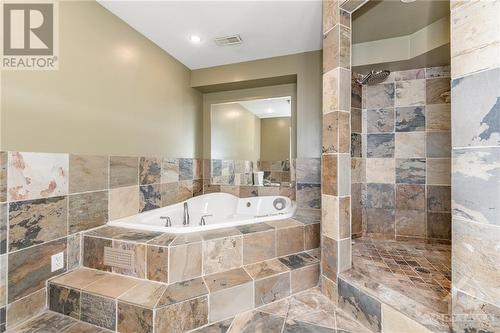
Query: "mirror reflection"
211 97 292 186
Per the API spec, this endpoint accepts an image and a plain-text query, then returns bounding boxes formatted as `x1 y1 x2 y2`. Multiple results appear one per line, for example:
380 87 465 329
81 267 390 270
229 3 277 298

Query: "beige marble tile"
204 267 252 293
339 111 350 153
155 296 208 333
242 230 276 265
323 0 339 33
351 158 365 183
6 288 46 329
426 78 451 104
69 191 108 234
323 25 340 73
69 154 108 194
291 263 320 293
266 218 302 229
67 232 81 270
427 159 451 185
451 0 500 78
322 194 339 240
0 152 6 203
157 278 207 309
161 158 179 183
426 104 451 131
395 80 425 107
203 236 242 275
245 259 289 279
304 223 320 250
169 242 202 283
366 158 395 183
0 254 6 307
109 156 138 188
118 280 166 309
117 302 153 333
50 268 107 289
453 218 500 307
382 304 431 333
147 245 168 283
277 226 304 256
109 186 139 220
83 273 139 298
8 152 68 201
323 68 340 114
395 132 426 158
209 282 254 322
254 272 290 306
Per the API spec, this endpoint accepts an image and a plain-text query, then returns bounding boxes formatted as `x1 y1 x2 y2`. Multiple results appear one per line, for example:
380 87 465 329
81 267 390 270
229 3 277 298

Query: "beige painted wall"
211 103 261 161
203 84 297 160
193 51 322 158
0 1 202 158
261 117 291 161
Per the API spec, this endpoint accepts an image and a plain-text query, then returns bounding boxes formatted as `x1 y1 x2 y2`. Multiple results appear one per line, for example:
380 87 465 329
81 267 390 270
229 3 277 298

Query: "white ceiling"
238 97 291 119
98 1 322 70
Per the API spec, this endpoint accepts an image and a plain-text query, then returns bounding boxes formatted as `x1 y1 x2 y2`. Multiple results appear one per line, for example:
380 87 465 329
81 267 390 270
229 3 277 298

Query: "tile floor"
351 237 451 315
10 288 369 333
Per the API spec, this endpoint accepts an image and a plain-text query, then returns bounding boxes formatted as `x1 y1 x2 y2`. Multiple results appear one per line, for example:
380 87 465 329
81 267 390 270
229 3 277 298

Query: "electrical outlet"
51 252 64 272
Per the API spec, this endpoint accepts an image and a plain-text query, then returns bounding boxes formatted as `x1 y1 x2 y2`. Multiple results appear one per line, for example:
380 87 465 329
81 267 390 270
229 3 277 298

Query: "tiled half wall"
0 151 320 331
351 66 452 243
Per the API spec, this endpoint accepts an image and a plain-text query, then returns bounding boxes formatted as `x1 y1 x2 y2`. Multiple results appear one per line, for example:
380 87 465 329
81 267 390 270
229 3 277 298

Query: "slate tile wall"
352 66 452 242
450 1 500 331
0 152 206 331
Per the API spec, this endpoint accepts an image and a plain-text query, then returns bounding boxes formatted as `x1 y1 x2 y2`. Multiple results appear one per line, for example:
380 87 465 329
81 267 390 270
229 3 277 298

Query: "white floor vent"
104 247 135 270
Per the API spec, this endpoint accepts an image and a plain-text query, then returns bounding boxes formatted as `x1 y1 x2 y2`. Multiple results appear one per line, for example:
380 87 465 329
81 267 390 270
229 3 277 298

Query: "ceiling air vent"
215 35 243 46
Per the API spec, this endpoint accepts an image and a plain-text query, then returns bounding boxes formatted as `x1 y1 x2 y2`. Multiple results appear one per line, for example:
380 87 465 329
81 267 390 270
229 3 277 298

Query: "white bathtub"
108 192 296 233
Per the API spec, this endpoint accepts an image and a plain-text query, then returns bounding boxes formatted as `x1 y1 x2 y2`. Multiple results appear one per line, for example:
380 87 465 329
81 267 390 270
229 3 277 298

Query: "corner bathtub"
108 192 296 233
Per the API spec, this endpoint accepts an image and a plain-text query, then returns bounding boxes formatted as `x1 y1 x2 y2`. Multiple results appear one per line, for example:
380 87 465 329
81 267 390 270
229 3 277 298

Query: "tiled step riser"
82 224 318 285
48 268 320 332
336 278 439 333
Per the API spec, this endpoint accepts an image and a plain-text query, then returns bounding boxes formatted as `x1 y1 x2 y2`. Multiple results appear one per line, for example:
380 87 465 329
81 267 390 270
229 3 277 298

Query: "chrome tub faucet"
183 202 190 225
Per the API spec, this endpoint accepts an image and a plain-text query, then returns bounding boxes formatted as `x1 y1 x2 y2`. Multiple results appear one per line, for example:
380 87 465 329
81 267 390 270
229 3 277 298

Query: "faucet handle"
160 216 172 227
200 214 212 226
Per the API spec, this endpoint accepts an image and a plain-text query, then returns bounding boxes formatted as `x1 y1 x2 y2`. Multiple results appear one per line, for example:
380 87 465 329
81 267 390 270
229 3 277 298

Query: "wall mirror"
210 96 292 187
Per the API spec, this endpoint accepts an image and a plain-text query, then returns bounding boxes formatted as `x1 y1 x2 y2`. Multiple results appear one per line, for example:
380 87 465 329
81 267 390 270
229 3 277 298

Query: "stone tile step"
81 220 319 285
338 269 450 333
48 252 320 332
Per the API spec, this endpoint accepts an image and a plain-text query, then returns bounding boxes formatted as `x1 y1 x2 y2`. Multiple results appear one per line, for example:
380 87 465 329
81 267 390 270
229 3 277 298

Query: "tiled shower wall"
351 66 452 243
450 1 500 332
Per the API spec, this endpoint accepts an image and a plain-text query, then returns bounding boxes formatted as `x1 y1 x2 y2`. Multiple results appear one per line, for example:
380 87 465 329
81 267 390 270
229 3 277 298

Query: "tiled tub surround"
450 1 500 332
42 218 321 332
0 151 318 331
352 66 452 243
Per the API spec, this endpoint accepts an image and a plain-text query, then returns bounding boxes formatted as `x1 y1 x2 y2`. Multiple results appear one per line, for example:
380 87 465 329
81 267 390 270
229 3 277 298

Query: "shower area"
343 1 452 330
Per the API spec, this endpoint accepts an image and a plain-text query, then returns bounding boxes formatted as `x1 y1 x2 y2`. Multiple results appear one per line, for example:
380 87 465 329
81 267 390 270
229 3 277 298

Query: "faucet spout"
183 202 190 225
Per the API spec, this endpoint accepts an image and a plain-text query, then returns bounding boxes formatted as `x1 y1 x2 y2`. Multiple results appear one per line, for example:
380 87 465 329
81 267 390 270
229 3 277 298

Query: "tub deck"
46 215 321 331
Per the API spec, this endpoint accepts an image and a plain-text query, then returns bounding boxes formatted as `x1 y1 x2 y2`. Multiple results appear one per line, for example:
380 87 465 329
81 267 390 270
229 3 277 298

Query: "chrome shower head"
357 70 391 85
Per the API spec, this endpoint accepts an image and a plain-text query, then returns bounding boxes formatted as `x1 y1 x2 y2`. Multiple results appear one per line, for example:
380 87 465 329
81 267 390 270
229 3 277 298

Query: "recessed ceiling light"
400 0 416 3
267 108 273 113
189 35 201 43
